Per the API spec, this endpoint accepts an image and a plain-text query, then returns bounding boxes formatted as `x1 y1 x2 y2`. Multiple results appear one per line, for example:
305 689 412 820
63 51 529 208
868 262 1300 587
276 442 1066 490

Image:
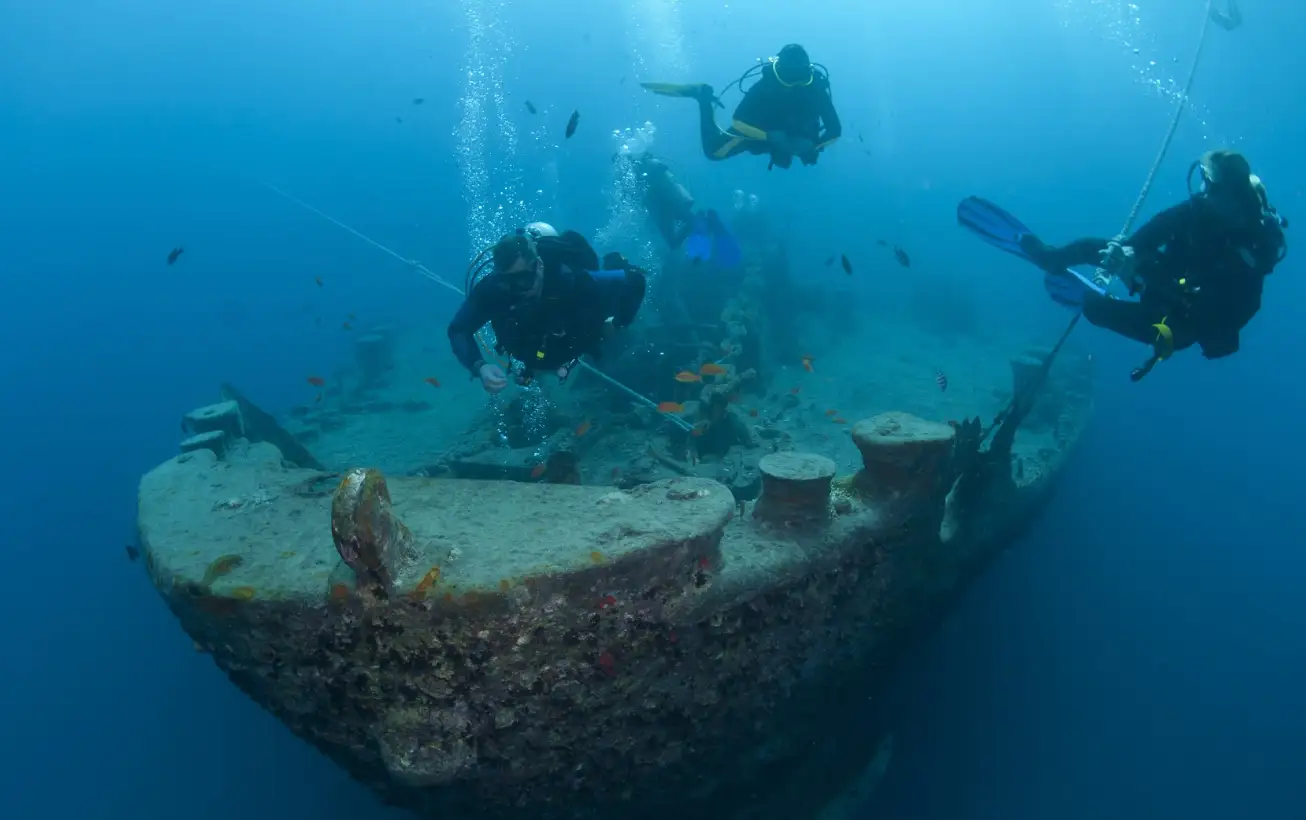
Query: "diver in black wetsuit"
447 223 647 393
1022 149 1287 373
1210 0 1242 31
642 44 842 170
625 152 696 249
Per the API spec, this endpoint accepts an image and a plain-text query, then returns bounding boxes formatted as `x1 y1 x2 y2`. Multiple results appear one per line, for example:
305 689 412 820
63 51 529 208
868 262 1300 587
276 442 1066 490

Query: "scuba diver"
1210 0 1242 31
958 149 1288 380
620 151 743 266
448 222 648 393
641 44 841 170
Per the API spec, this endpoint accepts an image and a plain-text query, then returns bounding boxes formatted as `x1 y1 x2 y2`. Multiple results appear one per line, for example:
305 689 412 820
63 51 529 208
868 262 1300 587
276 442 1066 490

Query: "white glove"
1097 237 1137 284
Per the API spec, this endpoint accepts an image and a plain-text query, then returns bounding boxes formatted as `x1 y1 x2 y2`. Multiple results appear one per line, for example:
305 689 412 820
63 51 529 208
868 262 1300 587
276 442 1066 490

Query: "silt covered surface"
138 392 1084 819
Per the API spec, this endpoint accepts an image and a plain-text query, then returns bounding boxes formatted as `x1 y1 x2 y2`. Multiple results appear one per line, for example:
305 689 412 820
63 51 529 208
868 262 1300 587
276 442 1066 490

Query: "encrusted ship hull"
140 395 1085 819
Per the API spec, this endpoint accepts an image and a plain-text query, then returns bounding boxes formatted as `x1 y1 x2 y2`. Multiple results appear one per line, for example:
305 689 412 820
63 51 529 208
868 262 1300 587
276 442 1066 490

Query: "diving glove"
1098 237 1137 284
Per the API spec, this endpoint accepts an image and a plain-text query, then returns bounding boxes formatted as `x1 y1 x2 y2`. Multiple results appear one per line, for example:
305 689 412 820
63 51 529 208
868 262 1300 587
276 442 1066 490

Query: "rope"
984 0 1217 442
261 182 694 431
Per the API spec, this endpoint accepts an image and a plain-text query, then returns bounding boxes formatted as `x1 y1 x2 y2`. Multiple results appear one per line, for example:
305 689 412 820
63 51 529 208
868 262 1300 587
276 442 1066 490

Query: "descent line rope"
985 0 1218 441
260 182 694 431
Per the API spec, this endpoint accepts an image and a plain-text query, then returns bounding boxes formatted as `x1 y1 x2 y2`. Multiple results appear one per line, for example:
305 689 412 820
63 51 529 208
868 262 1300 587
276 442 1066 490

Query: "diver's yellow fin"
1151 320 1175 359
640 82 708 99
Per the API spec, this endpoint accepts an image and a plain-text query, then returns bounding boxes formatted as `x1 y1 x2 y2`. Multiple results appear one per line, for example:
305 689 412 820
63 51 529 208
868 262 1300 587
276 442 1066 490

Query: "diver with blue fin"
958 149 1288 380
621 151 742 266
449 223 648 392
641 44 841 170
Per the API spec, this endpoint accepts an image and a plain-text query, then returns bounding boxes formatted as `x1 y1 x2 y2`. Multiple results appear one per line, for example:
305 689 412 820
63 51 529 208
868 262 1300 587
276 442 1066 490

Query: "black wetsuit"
447 231 647 378
1033 198 1286 358
633 154 695 248
698 65 841 167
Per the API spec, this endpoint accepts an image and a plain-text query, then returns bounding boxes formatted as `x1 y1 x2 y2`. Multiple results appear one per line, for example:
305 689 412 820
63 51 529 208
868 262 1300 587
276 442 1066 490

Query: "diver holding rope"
959 150 1288 380
448 223 648 393
641 44 841 170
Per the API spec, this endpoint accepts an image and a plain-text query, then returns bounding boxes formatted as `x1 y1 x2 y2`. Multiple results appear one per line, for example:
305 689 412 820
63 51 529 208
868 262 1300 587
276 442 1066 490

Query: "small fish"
410 566 441 600
699 363 727 377
656 401 685 413
575 419 592 437
674 371 702 383
530 463 547 479
801 356 815 373
229 586 256 601
525 100 537 114
342 321 352 331
395 116 403 124
893 246 911 267
307 376 326 387
314 393 323 403
790 386 801 395
166 247 184 265
424 376 441 387
590 551 605 564
124 545 139 562
935 369 949 392
690 422 709 437
314 316 322 326
875 239 888 247
565 110 580 139
840 254 853 275
823 255 835 267
824 409 837 417
329 583 350 602
412 97 424 105
314 276 323 287
858 132 865 143
748 408 759 417
347 312 356 320
619 76 626 85
201 554 244 587
832 417 848 424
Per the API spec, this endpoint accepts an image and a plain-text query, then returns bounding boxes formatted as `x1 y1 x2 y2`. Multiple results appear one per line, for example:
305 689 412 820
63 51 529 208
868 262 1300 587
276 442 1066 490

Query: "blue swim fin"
707 210 741 267
957 196 1037 261
684 214 712 262
1043 268 1106 309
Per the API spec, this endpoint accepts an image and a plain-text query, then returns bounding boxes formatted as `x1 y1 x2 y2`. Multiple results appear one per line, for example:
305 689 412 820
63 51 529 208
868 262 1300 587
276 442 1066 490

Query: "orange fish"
410 565 441 600
575 420 591 437
424 377 440 387
801 356 815 373
748 408 759 417
674 371 701 383
691 422 709 437
825 409 837 417
656 401 685 413
201 554 244 586
329 583 350 601
307 376 325 387
530 463 547 478
314 276 323 287
699 363 727 377
229 586 256 601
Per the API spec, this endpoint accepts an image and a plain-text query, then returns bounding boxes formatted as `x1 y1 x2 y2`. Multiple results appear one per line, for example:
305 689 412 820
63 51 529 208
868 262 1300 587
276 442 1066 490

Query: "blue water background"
1 1 1302 817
